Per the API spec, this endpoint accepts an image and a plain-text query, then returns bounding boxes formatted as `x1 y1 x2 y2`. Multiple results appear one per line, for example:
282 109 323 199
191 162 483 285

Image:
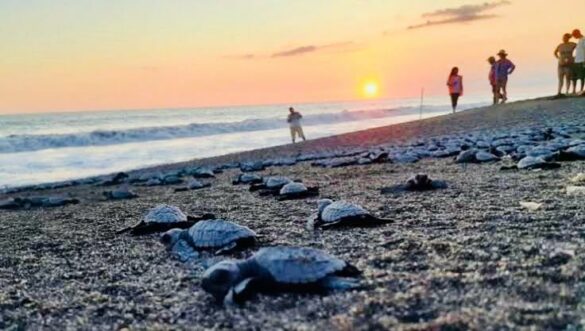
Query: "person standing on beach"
446 67 463 113
494 49 516 103
572 29 585 95
487 56 500 104
554 33 577 96
287 107 306 143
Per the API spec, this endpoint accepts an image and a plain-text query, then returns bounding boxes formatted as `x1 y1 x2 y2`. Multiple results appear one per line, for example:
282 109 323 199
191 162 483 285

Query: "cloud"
227 42 355 60
408 1 511 30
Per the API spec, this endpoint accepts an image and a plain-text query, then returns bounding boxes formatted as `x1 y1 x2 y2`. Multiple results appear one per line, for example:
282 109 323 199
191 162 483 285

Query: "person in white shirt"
287 107 306 143
572 29 585 94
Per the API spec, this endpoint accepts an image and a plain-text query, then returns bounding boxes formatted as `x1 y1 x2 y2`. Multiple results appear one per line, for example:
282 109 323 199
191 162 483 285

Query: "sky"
0 0 584 114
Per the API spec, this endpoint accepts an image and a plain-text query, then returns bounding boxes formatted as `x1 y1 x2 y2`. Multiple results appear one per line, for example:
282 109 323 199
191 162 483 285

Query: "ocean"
0 95 496 188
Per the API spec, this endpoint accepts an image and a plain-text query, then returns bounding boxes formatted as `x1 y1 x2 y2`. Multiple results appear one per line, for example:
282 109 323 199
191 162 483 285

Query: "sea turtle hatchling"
307 199 393 229
117 204 215 235
380 174 447 194
275 182 319 201
249 176 292 192
103 185 138 200
232 173 263 185
160 219 257 260
201 246 361 305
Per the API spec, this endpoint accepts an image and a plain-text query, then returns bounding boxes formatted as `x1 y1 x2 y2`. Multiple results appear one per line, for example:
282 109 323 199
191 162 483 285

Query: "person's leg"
558 67 564 95
297 126 306 141
501 79 508 103
450 94 456 112
290 127 296 143
492 84 499 105
580 64 585 92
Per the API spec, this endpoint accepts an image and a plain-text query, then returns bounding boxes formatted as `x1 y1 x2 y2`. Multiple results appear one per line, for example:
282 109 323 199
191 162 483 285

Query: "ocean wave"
0 107 445 153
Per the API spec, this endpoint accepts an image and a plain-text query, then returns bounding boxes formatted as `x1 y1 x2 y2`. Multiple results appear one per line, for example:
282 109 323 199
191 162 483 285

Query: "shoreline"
2 94 581 193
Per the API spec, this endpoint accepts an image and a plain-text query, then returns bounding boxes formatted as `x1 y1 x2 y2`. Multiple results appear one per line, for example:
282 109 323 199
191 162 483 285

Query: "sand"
1 97 585 330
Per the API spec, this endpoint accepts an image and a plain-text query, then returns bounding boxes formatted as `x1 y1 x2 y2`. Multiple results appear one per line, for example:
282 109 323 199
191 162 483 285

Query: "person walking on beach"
487 56 500 104
494 49 515 103
287 107 306 143
446 67 463 113
572 29 585 95
554 33 577 95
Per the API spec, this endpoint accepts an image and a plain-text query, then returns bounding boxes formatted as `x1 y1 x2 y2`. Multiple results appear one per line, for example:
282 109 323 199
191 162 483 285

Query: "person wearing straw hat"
494 49 516 104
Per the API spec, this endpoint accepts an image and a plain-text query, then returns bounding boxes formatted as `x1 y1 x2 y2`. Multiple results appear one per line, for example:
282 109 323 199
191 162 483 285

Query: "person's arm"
460 77 464 96
287 115 291 123
554 45 560 59
508 61 516 74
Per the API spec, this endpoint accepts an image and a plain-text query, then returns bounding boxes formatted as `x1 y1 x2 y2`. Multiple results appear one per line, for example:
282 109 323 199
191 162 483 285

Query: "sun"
362 81 380 98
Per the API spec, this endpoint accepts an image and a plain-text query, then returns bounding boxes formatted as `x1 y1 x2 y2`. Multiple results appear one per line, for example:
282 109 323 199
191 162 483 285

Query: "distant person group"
554 29 585 96
287 29 585 144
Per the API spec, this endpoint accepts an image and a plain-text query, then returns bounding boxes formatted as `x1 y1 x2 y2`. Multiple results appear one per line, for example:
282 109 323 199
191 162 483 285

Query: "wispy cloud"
227 42 356 60
408 1 511 30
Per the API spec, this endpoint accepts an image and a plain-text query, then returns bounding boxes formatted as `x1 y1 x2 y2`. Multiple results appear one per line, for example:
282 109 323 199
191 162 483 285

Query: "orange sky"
0 0 583 114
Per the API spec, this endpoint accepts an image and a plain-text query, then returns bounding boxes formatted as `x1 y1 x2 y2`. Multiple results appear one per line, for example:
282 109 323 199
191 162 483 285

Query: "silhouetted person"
554 33 576 95
287 107 306 143
446 67 463 113
487 56 500 104
494 49 515 103
572 29 585 94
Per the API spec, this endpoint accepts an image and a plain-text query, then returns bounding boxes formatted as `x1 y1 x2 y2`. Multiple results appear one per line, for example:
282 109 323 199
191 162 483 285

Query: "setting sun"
363 82 380 98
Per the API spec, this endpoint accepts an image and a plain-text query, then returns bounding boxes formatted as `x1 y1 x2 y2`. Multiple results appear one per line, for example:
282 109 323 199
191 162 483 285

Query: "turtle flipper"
224 277 259 306
364 214 393 225
128 221 198 235
116 221 144 234
321 276 361 291
380 185 408 194
171 240 199 262
214 241 238 255
306 213 320 230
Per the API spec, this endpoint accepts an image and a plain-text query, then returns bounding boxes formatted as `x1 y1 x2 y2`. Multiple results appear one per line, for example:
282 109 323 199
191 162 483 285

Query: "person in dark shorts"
446 67 463 113
554 33 576 95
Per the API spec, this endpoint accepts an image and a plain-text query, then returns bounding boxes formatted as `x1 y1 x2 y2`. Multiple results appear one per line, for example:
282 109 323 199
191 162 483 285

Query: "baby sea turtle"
201 246 361 305
517 156 561 170
307 199 392 229
276 182 319 201
117 204 215 235
232 173 263 185
103 185 138 200
174 179 211 192
249 176 292 192
160 220 257 259
381 174 447 194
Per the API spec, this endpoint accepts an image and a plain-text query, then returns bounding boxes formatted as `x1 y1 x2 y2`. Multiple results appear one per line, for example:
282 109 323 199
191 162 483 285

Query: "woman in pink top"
446 67 463 113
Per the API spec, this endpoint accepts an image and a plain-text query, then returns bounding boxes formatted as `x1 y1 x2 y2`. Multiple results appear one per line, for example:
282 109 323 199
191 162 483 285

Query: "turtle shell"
279 182 308 195
320 201 369 224
265 177 292 189
235 173 263 184
144 204 187 223
517 156 547 169
252 246 348 284
187 220 256 249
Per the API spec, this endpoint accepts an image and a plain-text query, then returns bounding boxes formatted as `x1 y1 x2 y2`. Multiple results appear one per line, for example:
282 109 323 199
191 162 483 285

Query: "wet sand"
1 97 585 330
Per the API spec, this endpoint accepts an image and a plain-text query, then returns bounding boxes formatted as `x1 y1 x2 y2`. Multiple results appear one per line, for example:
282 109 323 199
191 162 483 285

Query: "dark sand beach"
2 97 585 330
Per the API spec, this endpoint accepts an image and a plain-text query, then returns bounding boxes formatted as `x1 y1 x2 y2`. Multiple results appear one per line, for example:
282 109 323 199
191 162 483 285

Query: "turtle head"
317 199 333 216
201 260 242 303
160 228 184 248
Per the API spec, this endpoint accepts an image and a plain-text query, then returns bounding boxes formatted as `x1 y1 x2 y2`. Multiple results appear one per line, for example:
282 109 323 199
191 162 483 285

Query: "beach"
1 97 585 330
